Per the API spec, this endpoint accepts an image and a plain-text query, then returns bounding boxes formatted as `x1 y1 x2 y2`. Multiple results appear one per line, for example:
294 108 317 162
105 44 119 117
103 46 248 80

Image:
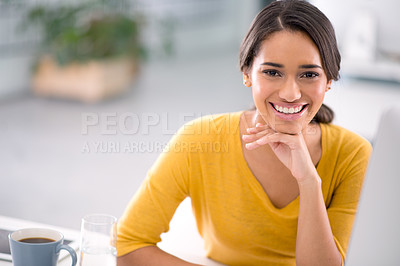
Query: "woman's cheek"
252 86 269 108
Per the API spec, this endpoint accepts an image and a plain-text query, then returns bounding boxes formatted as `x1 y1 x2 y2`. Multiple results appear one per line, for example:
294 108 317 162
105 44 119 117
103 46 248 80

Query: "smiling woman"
117 1 372 266
240 5 340 131
243 30 331 134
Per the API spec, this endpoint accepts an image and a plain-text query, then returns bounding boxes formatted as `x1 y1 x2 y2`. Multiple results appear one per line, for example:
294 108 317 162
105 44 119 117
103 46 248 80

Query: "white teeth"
274 104 304 114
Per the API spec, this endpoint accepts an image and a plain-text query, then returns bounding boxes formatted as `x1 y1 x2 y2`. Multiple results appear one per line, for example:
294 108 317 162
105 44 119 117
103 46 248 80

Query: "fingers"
244 134 280 150
244 123 274 138
242 129 272 142
256 132 302 150
257 132 296 144
242 123 275 150
243 129 302 151
244 141 263 150
243 133 283 150
246 123 269 134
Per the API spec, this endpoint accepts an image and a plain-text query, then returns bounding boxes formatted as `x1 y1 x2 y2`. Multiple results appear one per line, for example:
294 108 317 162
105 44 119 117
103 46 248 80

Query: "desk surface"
0 215 225 266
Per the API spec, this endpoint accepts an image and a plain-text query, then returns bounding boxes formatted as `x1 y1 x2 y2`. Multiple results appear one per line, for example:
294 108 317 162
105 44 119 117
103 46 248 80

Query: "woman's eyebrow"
261 62 322 69
299 64 322 69
261 62 283 68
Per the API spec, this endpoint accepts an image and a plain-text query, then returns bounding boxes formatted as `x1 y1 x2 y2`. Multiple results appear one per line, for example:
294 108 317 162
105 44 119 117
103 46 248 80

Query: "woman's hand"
242 123 318 183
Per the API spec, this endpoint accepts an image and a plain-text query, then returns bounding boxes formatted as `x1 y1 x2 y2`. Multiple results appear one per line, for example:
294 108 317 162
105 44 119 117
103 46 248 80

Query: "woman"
117 1 372 265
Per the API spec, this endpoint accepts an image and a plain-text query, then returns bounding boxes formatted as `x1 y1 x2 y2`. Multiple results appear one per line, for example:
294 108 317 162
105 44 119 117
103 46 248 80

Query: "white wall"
311 0 400 56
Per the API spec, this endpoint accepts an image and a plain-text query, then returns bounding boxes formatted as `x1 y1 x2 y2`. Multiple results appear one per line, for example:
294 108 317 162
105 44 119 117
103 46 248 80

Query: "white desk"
0 214 225 266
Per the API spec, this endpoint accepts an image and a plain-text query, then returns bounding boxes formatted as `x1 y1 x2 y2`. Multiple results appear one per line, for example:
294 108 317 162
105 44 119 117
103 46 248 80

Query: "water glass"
79 214 117 266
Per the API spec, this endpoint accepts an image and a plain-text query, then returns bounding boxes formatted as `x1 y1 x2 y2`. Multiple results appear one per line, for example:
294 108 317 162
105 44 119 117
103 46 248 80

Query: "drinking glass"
78 214 117 266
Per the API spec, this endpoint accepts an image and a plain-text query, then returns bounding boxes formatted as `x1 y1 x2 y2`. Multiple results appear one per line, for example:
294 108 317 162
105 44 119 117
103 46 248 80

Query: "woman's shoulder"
318 123 372 186
164 112 242 155
321 123 372 157
176 111 243 137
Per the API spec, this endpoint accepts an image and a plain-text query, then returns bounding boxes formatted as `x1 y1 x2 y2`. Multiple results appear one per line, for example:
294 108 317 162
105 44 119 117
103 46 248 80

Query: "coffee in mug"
9 228 77 266
19 237 55 243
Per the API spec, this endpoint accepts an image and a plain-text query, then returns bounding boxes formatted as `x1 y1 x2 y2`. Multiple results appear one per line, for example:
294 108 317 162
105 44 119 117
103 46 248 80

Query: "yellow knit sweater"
117 111 372 265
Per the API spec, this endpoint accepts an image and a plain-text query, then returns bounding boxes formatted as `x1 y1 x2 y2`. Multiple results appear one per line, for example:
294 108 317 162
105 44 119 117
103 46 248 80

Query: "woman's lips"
269 102 309 121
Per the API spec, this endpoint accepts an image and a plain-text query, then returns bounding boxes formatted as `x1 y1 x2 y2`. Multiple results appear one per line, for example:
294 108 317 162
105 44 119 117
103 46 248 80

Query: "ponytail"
312 103 334 124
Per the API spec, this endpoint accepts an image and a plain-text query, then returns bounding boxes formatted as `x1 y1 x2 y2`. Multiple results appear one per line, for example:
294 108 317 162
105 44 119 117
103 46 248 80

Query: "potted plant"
21 0 147 102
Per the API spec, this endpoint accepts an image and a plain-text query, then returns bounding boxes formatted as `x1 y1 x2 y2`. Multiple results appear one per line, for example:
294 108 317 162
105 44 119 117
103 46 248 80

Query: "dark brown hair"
239 0 340 123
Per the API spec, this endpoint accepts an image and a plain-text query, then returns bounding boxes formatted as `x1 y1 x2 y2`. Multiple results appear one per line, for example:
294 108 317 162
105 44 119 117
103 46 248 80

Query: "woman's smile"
269 102 309 121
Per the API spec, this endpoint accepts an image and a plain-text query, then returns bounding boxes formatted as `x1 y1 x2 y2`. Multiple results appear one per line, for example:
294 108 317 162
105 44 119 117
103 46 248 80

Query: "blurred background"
0 0 400 256
0 0 256 229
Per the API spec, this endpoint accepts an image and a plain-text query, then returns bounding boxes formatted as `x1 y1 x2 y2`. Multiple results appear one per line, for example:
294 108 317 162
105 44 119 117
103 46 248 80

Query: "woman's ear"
243 73 252 87
325 79 333 92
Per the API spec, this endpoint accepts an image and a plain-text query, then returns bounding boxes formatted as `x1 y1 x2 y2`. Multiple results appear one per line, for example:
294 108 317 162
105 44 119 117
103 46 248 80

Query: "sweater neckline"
232 111 327 216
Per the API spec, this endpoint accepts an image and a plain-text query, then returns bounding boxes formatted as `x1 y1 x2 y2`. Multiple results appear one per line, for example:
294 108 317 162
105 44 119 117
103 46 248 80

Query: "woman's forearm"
295 175 342 266
117 246 204 266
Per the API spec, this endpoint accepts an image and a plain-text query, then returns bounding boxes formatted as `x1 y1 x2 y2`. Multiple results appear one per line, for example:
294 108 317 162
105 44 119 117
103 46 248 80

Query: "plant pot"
32 56 138 103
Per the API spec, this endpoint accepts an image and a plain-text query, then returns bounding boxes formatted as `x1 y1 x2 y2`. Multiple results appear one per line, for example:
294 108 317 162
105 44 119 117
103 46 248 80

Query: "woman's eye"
264 70 281 77
302 72 319 78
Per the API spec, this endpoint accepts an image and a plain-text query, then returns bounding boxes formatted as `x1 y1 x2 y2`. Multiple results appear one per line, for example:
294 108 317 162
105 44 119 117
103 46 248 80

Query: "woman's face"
244 30 332 134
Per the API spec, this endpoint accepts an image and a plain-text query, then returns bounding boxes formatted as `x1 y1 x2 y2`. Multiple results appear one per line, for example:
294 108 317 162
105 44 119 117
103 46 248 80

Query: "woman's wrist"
297 171 321 190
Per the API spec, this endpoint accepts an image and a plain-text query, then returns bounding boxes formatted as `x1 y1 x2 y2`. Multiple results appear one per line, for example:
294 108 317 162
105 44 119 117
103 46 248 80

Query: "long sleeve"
319 123 372 262
117 126 192 257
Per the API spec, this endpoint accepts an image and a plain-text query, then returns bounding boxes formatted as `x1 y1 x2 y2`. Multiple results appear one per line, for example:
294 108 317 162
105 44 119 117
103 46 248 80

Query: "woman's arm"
117 123 206 265
117 246 204 266
295 175 342 266
243 124 341 265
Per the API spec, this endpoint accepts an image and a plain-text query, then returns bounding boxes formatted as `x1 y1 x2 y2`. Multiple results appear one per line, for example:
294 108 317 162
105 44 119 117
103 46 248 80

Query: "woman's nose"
278 79 301 102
